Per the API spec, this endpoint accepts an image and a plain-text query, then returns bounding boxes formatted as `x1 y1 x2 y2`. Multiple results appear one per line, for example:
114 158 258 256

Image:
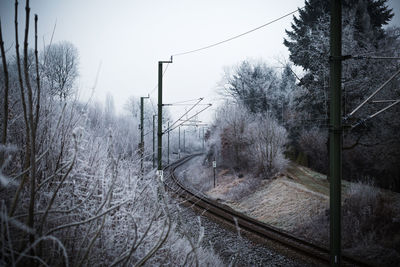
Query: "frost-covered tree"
0 3 224 265
274 63 298 124
283 0 394 122
41 41 79 99
248 113 288 175
220 60 279 114
104 92 115 126
284 0 393 76
214 102 252 169
284 0 400 189
208 102 288 176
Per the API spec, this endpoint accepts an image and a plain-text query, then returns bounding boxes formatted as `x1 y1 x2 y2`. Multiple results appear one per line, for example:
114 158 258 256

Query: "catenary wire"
171 7 304 57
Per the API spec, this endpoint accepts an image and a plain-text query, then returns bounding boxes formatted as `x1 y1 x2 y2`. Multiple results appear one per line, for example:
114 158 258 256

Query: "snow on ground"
176 155 400 265
227 176 328 231
177 156 329 232
173 157 316 266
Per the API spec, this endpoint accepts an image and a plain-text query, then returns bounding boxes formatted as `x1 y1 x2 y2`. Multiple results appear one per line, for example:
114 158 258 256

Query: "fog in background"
1 0 399 122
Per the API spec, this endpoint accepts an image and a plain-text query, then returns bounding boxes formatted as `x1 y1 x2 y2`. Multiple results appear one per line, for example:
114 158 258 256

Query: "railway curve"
162 154 374 267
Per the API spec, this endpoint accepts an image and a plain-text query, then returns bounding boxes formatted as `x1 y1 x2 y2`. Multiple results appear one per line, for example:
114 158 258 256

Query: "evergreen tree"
221 60 279 114
283 0 395 127
284 0 393 75
283 0 400 189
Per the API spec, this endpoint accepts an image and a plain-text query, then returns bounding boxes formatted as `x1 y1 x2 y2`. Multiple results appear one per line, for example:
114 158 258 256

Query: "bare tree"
0 18 9 165
1 1 225 266
249 114 288 176
209 102 288 176
42 41 78 99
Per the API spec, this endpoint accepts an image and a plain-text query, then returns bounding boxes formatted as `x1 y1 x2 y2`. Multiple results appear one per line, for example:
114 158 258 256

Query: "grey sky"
1 0 399 123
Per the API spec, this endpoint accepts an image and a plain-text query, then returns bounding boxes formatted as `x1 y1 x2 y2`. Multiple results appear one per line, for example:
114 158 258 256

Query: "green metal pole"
153 114 155 169
157 59 172 171
213 157 216 188
167 121 170 165
183 129 185 153
140 96 148 175
178 126 181 159
140 97 144 175
202 127 205 152
158 62 163 170
329 0 342 265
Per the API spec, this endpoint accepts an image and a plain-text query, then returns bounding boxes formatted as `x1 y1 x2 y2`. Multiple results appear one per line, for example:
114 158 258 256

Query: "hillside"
178 156 400 266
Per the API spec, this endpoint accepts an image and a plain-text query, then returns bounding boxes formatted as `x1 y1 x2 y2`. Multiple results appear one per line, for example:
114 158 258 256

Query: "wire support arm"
344 68 400 120
167 98 204 130
351 99 400 129
163 104 212 134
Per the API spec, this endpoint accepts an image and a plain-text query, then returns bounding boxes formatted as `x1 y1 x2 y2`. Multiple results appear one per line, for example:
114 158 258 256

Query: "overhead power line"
171 7 304 57
167 98 203 105
163 104 212 134
149 97 157 115
344 67 400 120
163 103 211 106
351 99 400 129
167 98 204 130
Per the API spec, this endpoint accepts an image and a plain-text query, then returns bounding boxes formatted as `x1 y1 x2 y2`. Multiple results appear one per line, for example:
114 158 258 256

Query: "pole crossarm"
351 56 400 60
159 56 173 64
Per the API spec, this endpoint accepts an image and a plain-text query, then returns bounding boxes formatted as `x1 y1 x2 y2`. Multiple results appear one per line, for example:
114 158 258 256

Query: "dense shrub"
294 180 400 266
207 102 288 177
298 127 328 173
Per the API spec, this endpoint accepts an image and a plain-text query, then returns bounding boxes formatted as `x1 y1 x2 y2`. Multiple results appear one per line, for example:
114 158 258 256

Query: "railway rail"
162 154 374 267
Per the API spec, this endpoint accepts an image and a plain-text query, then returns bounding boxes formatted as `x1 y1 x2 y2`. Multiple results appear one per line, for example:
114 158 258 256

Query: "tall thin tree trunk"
0 18 9 165
22 0 37 250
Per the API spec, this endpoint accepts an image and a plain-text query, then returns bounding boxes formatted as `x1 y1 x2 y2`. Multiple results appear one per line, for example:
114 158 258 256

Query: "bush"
294 180 400 266
207 102 288 178
248 113 288 176
298 127 328 173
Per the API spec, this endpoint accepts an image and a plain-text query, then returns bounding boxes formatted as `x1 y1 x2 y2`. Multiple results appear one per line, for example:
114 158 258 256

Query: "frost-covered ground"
175 156 326 231
169 193 310 267
174 157 318 266
176 155 400 266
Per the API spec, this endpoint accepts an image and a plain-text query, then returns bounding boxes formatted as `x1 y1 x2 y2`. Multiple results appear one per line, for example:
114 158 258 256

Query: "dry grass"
207 162 400 265
182 157 400 265
207 174 261 202
176 157 262 203
227 175 328 231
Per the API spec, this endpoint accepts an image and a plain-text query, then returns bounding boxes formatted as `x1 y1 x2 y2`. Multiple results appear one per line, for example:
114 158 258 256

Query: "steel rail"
162 154 374 267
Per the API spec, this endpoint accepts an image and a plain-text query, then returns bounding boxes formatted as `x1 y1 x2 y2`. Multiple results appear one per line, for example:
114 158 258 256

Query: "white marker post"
213 159 216 188
157 170 164 182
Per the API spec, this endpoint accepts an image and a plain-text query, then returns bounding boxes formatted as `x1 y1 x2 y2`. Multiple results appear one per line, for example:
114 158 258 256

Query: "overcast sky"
1 0 399 123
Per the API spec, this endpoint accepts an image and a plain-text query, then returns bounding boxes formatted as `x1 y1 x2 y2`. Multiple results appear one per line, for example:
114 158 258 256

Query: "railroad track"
163 154 374 267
